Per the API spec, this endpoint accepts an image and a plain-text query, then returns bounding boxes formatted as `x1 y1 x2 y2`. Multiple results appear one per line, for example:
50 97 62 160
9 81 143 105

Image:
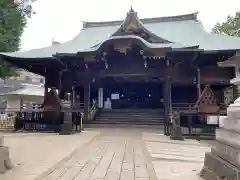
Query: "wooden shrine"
193 85 220 114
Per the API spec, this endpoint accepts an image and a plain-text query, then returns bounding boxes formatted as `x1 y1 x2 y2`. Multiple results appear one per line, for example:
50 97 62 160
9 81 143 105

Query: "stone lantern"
0 134 12 173
201 51 240 179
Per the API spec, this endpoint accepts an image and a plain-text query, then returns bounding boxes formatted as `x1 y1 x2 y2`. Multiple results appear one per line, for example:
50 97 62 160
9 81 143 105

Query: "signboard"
111 94 119 100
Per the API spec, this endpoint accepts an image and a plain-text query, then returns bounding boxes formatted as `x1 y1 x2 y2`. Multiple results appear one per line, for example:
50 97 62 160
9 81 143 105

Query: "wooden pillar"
83 83 90 122
59 73 64 100
197 68 201 98
164 59 171 135
44 81 48 102
71 85 75 108
169 77 172 113
164 76 171 135
44 68 48 102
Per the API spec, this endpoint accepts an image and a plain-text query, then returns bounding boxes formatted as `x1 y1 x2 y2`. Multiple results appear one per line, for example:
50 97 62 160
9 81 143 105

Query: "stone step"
101 109 164 112
96 117 164 120
90 121 164 125
94 109 165 126
85 123 165 129
211 140 240 169
97 116 164 119
201 152 240 180
95 120 164 123
99 113 164 116
98 112 164 115
216 128 240 149
96 117 164 121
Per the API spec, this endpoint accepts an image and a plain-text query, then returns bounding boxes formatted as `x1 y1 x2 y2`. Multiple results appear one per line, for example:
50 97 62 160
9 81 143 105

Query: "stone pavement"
0 131 99 180
143 132 211 180
27 128 210 180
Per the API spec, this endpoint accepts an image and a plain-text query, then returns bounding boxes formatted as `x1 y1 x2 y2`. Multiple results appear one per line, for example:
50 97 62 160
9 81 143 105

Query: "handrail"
88 102 98 121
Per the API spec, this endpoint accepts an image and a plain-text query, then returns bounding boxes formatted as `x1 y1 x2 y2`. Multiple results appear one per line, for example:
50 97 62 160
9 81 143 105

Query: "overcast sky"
20 0 240 50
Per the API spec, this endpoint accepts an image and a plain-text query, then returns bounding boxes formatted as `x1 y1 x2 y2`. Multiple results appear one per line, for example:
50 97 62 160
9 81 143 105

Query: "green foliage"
212 11 240 37
0 0 32 79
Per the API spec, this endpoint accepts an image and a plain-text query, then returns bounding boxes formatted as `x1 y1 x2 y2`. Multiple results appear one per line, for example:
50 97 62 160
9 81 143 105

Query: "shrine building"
0 8 239 133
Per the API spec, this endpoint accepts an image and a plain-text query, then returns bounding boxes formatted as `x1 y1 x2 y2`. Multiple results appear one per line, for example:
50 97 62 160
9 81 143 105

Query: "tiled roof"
1 12 240 59
82 12 198 28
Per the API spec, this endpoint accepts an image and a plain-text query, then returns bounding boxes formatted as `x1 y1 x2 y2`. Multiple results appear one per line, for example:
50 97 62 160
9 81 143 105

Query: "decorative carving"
122 7 138 32
112 7 173 43
194 85 220 113
125 23 137 31
150 49 167 57
114 44 132 54
84 55 95 62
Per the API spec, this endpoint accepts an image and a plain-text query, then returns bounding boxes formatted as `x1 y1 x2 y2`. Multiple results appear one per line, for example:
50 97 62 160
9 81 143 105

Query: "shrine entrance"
101 77 164 109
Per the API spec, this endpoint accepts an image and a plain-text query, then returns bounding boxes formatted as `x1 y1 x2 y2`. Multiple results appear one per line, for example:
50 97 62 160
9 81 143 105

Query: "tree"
212 11 240 37
0 0 33 80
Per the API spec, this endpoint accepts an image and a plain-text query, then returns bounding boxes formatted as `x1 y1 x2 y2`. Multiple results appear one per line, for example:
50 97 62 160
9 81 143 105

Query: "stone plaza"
0 128 211 180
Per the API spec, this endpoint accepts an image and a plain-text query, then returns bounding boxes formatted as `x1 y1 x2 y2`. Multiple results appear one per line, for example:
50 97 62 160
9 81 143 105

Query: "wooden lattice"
194 85 220 113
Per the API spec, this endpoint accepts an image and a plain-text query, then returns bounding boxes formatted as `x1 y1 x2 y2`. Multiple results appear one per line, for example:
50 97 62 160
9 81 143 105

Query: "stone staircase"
87 109 165 128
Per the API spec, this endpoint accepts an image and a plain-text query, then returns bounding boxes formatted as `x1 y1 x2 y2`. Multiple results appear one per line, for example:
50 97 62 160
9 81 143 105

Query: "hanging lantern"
144 60 148 67
103 52 108 56
193 77 196 84
105 62 108 69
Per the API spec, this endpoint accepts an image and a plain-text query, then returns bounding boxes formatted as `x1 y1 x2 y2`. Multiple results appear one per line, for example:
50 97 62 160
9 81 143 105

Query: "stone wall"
201 97 240 180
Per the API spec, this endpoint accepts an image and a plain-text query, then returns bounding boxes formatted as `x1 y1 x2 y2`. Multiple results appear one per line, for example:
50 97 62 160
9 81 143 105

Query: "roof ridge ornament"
110 7 173 43
129 6 135 13
123 6 139 31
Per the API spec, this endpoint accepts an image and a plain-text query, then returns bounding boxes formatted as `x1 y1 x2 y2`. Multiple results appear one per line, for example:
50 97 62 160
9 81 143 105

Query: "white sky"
21 0 240 50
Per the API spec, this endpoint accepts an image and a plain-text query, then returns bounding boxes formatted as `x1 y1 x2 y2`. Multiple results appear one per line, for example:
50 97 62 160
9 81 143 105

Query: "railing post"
80 112 83 132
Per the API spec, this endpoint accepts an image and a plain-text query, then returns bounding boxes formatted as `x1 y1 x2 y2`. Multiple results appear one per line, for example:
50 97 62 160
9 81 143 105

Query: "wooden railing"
172 102 195 110
15 110 61 132
171 102 227 137
0 100 98 132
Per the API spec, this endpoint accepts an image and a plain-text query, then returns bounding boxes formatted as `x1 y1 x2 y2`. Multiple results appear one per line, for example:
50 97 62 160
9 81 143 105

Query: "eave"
76 35 195 55
218 51 240 67
0 55 65 76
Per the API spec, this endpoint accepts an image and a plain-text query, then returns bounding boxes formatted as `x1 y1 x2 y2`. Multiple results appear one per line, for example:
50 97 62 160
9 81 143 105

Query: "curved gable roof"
109 7 172 44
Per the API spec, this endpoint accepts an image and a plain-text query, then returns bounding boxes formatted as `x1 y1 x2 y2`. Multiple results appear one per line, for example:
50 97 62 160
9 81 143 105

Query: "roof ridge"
83 12 198 28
